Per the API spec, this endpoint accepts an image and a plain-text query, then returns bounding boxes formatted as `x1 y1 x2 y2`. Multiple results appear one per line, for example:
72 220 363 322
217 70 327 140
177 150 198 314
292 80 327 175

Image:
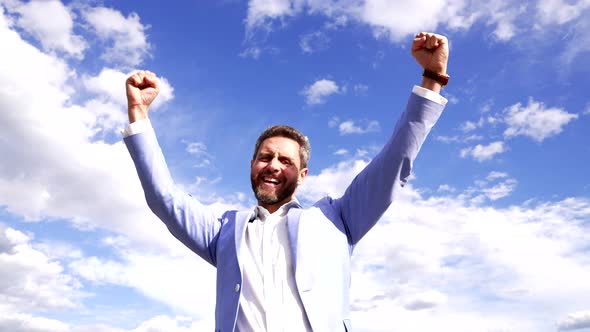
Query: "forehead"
257 136 301 158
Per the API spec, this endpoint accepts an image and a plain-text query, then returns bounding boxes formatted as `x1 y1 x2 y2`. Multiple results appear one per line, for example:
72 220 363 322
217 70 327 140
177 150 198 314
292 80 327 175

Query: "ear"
297 168 308 185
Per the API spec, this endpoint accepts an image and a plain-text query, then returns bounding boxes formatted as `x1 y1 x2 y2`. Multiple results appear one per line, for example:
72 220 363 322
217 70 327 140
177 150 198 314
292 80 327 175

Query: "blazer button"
234 283 240 292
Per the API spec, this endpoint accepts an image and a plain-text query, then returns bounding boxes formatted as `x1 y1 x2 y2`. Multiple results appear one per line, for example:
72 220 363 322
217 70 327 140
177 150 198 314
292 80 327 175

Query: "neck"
259 197 295 214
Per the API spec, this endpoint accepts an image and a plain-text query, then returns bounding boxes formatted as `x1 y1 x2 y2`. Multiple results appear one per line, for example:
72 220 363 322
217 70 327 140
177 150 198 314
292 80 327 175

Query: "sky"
0 0 589 331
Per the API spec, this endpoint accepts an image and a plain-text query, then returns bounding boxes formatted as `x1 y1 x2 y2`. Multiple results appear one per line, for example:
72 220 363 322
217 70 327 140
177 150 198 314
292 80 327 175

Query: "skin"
250 136 308 213
125 32 449 213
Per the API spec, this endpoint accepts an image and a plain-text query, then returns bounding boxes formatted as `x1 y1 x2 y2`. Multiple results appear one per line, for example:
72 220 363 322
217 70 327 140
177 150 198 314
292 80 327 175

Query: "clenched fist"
126 70 160 123
411 32 449 74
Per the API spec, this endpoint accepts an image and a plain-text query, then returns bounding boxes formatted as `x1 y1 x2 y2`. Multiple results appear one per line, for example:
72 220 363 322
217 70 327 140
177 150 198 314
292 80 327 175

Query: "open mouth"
261 176 281 187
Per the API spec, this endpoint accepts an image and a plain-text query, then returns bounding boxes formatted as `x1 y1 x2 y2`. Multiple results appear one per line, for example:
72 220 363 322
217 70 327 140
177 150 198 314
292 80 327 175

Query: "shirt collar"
254 198 301 221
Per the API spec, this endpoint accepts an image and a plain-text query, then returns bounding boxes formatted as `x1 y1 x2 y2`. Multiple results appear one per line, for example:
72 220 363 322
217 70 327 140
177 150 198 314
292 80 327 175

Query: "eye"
280 158 292 165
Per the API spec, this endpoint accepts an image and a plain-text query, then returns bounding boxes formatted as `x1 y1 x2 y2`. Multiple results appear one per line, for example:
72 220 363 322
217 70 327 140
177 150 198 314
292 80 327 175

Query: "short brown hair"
253 125 311 169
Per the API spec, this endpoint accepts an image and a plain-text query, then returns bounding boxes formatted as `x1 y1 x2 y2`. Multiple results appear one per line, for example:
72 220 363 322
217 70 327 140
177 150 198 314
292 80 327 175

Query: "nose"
266 156 281 172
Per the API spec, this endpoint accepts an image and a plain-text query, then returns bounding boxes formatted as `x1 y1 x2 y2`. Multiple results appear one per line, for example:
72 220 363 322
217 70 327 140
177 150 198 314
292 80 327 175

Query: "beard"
250 172 299 206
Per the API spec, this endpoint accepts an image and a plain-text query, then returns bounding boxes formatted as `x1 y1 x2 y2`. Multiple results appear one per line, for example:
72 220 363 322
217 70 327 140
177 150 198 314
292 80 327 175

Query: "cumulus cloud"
83 7 150 68
246 0 298 28
401 290 447 310
6 0 86 58
0 313 70 332
0 4 177 250
460 141 506 162
557 310 590 331
295 153 590 331
302 79 340 105
68 250 217 319
503 98 578 142
479 178 517 201
244 0 547 43
0 225 83 312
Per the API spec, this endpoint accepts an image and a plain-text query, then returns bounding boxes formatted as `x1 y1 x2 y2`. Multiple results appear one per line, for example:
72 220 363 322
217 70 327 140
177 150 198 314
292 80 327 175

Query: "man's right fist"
126 70 160 122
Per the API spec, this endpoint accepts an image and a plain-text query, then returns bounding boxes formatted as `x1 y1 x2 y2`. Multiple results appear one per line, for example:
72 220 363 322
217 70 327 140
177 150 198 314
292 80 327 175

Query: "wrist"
420 69 449 93
128 105 148 123
420 77 443 93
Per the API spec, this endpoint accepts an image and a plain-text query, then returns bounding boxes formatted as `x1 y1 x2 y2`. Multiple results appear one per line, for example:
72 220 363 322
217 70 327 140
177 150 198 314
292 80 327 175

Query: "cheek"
251 163 265 176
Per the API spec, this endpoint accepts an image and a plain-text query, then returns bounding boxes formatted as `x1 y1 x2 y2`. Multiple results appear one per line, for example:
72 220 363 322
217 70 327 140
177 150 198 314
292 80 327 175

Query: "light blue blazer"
124 92 444 332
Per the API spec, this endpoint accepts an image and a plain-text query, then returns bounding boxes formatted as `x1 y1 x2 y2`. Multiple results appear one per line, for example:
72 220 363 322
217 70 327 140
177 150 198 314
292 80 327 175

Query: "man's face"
250 136 308 212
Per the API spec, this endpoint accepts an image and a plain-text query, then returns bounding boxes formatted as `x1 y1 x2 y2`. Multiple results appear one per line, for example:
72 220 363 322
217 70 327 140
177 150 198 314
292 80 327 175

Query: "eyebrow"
257 151 296 163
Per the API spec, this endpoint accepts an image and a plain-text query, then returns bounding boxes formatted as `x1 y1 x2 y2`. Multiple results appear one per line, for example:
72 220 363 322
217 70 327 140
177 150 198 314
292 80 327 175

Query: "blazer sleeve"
334 92 445 245
124 125 222 266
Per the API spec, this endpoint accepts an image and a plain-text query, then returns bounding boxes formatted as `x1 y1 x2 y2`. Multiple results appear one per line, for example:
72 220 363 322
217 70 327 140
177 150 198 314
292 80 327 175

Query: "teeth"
263 177 279 184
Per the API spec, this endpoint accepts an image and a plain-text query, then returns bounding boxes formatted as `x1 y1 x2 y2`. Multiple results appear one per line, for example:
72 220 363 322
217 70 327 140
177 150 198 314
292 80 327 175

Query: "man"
123 32 449 332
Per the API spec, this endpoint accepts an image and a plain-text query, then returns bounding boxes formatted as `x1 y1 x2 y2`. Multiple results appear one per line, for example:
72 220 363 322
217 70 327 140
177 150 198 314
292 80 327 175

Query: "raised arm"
334 32 449 245
124 71 222 266
126 70 160 123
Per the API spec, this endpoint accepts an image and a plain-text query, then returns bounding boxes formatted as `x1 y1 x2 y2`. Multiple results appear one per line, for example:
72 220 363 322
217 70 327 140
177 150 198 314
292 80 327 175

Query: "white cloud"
0 225 83 313
557 310 590 331
302 79 340 105
297 156 590 331
69 250 217 319
8 0 86 58
246 0 298 28
83 7 150 68
299 30 329 53
338 120 380 135
334 148 348 156
480 178 517 201
460 141 506 162
239 46 262 59
437 184 455 193
537 0 590 25
503 98 578 142
184 142 212 168
459 117 484 132
244 0 534 43
486 171 508 181
560 10 590 64
486 3 526 41
0 313 70 332
0 5 179 252
401 290 447 310
298 159 369 203
132 315 212 332
185 142 208 155
435 135 460 143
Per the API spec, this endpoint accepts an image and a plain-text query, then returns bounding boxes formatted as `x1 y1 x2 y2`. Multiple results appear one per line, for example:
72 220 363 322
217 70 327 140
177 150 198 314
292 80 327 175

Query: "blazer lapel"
234 210 255 270
287 207 303 270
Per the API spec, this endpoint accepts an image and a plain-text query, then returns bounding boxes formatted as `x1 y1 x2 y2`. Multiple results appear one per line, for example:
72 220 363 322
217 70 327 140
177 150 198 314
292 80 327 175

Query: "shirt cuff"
412 85 448 106
120 119 152 138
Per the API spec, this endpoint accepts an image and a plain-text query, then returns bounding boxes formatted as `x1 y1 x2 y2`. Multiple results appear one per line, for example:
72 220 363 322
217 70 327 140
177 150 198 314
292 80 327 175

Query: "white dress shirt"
236 200 312 332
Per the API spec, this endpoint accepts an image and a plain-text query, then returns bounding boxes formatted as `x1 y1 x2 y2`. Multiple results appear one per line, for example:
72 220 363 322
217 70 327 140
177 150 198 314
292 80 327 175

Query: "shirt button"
234 283 240 292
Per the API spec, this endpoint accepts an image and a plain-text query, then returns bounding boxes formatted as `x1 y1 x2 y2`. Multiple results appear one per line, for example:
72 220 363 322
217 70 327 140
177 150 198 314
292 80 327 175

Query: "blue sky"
0 0 589 331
